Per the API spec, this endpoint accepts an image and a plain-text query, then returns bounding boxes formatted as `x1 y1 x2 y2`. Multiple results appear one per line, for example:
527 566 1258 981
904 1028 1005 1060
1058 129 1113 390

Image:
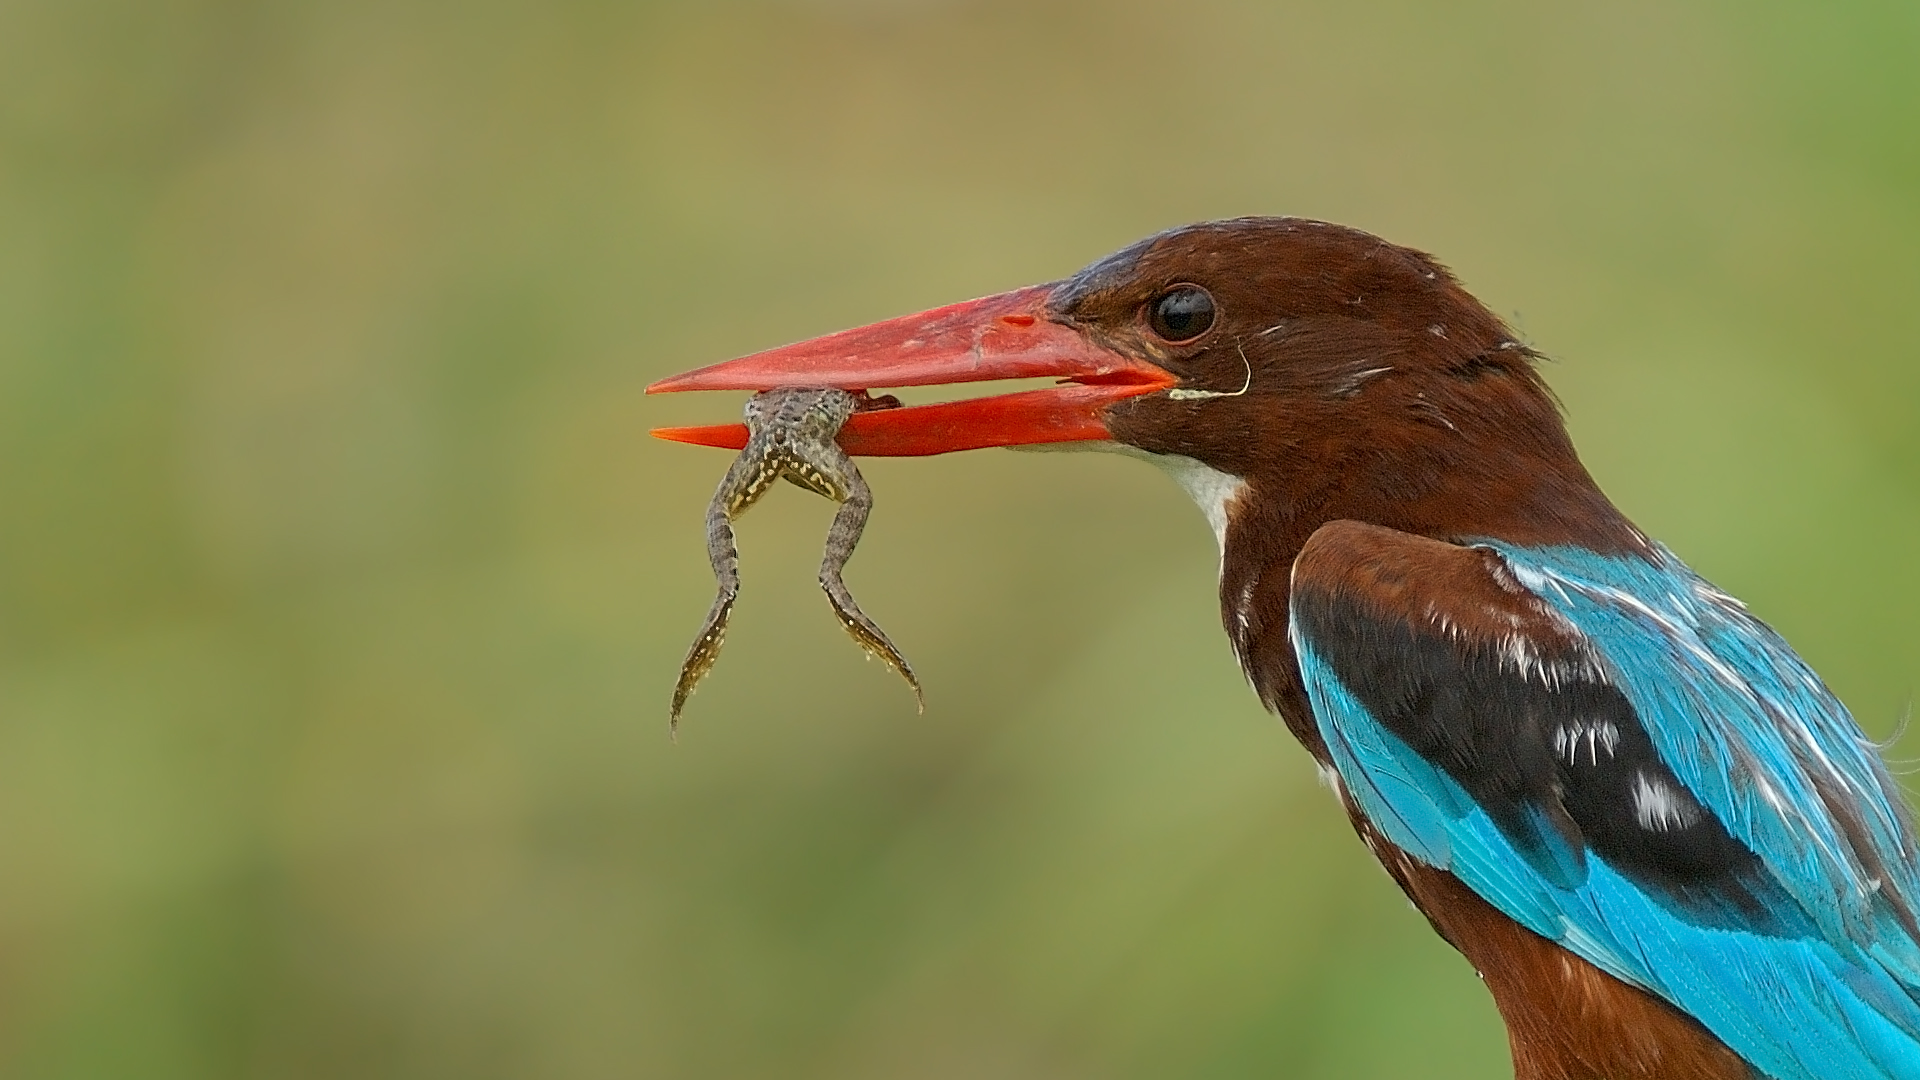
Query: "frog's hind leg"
818 467 924 711
671 454 770 733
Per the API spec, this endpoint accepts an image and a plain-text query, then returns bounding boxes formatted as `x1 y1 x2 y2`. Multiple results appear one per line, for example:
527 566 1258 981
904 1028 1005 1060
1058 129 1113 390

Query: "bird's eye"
1148 285 1216 342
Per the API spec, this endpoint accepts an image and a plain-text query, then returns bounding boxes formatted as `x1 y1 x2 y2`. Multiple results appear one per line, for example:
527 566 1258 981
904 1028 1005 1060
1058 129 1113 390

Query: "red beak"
646 285 1174 456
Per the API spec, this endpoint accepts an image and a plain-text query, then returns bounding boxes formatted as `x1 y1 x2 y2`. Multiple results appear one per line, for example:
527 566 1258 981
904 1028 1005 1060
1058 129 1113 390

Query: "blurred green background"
2 0 1917 1077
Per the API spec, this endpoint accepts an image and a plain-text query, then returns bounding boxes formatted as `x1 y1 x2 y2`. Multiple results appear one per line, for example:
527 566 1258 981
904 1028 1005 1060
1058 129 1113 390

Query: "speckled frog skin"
670 388 922 730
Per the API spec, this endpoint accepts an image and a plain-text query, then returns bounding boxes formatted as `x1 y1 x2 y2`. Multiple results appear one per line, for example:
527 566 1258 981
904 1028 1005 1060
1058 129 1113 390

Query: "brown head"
1054 218 1638 554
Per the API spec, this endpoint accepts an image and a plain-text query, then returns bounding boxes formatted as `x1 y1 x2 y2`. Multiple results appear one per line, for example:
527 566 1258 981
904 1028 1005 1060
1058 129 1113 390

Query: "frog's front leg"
817 455 924 711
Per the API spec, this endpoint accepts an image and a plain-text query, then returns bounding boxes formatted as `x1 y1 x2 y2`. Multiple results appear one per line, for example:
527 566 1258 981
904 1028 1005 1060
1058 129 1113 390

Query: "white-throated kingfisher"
649 218 1920 1080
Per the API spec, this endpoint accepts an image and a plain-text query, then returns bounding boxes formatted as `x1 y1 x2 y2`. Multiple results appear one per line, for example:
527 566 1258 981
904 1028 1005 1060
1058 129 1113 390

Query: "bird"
648 217 1920 1080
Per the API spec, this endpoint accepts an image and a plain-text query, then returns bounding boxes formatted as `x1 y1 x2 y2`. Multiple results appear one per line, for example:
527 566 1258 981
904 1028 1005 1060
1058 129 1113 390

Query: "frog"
671 387 923 731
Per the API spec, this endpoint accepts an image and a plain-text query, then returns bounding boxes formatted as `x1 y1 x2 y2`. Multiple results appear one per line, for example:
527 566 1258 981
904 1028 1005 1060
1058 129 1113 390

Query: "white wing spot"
1553 719 1620 766
1632 772 1702 832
